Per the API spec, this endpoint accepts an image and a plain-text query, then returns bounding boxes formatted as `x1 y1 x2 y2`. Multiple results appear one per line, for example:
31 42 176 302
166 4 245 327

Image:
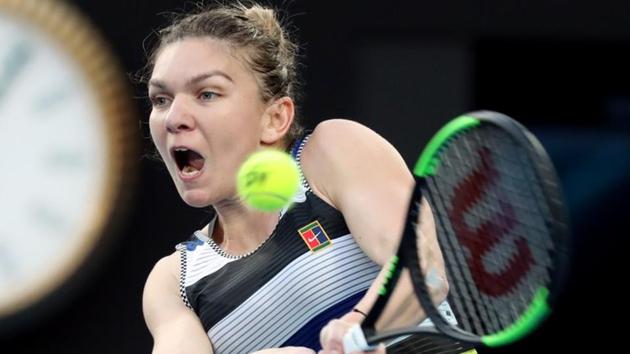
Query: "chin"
179 189 213 208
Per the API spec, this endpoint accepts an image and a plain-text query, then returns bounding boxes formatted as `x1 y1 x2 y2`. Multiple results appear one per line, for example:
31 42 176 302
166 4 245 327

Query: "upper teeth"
175 148 189 152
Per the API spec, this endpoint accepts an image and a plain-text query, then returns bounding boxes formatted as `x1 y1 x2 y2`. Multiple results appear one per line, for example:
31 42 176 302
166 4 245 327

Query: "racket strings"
427 179 497 335
388 332 477 354
426 126 556 336
458 129 546 329
426 132 503 335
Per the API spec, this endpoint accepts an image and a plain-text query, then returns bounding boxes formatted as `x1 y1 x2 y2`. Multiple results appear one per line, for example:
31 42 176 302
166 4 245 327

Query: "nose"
165 96 196 133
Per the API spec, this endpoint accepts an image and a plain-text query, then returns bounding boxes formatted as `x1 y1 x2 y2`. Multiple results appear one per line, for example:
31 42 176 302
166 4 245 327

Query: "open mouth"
172 147 205 176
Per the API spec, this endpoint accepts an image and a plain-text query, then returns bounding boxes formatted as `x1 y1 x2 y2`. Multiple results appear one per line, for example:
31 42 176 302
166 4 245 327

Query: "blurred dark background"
2 0 629 352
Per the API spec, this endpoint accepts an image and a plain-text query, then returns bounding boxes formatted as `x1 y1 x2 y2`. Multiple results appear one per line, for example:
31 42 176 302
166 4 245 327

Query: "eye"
199 91 218 101
149 95 170 108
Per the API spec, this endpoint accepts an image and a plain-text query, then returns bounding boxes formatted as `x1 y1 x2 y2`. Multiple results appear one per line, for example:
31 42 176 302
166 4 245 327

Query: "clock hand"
0 40 32 105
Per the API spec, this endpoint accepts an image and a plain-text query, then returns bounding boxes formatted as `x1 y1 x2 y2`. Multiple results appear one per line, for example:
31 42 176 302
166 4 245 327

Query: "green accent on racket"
482 287 551 347
378 256 400 296
414 116 480 177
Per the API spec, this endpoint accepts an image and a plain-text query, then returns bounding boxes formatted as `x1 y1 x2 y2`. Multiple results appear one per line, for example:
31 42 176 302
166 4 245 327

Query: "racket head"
408 110 571 347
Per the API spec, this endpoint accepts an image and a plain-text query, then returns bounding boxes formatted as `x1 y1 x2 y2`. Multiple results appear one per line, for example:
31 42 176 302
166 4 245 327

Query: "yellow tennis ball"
236 149 300 212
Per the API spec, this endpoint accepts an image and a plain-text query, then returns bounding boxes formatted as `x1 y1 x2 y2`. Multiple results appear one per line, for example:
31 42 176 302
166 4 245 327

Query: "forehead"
151 37 251 84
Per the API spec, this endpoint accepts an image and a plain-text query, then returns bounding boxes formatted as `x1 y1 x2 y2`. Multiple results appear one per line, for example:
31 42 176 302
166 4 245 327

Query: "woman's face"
148 37 267 207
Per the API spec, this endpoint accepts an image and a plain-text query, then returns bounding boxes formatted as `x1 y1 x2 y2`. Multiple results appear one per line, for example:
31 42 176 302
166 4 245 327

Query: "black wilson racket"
344 111 570 352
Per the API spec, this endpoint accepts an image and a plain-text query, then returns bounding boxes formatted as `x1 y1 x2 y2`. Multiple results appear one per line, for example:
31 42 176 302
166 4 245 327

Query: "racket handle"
343 324 378 353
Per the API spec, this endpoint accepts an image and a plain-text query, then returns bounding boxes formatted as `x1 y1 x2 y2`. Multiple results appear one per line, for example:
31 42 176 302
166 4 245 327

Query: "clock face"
0 2 136 323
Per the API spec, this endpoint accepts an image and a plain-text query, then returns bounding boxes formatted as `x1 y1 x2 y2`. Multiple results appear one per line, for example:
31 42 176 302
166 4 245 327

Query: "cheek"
148 115 167 153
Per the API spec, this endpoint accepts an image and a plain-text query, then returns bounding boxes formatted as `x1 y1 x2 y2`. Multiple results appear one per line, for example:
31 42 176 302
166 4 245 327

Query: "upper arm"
143 252 214 354
303 119 449 308
301 119 414 265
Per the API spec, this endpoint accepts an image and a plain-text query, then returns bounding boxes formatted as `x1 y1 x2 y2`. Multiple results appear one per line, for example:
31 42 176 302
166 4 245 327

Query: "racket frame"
358 111 570 348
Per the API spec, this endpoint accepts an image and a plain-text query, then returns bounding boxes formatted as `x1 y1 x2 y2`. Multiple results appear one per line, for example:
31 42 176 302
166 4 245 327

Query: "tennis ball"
236 149 300 212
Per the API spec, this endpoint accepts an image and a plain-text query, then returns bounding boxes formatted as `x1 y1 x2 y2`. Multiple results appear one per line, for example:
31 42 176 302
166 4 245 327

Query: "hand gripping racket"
344 110 570 352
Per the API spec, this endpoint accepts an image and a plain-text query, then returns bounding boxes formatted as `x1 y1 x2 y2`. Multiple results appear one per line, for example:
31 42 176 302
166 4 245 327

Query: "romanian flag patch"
298 220 332 252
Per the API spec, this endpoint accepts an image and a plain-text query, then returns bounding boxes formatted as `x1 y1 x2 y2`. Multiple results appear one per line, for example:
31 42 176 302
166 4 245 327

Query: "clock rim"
0 0 138 324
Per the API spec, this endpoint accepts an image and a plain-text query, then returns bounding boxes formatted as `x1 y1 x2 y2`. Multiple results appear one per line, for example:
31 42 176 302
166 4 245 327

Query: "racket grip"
343 324 378 353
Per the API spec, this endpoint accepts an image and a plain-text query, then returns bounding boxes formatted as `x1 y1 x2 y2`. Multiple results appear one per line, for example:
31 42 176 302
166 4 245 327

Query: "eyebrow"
149 71 234 91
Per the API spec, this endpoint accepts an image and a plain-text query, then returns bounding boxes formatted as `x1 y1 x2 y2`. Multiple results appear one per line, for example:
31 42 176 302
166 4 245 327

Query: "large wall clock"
0 0 137 333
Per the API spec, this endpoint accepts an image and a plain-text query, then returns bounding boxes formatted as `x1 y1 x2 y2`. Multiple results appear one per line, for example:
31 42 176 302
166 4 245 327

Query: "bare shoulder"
144 251 180 293
307 119 386 152
142 251 182 330
301 119 414 265
306 119 405 170
301 119 411 207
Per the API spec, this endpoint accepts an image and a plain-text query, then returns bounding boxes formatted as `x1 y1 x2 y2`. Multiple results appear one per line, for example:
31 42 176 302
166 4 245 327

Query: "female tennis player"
141 2 448 353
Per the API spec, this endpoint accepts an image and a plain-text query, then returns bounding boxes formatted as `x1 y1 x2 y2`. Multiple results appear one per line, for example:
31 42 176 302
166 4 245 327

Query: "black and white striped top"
176 135 382 353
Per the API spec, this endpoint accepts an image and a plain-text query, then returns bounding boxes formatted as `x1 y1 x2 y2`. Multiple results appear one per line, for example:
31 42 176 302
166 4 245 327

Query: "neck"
203 200 278 256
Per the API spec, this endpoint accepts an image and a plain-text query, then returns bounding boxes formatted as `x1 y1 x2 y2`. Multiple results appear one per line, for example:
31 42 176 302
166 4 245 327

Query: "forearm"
359 197 448 330
353 267 431 331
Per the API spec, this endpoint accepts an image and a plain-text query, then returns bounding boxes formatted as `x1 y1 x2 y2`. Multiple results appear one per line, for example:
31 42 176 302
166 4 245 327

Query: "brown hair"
144 1 304 146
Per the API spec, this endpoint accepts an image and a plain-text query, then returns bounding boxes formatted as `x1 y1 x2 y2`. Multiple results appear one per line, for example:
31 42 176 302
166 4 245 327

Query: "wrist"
352 308 368 317
341 308 367 324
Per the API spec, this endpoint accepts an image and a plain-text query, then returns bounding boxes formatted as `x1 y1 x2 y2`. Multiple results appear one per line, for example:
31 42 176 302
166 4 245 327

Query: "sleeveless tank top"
177 134 381 353
176 133 470 353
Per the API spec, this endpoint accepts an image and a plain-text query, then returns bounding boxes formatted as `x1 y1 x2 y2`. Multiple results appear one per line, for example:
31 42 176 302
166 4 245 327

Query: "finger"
319 322 330 348
319 320 340 347
320 320 349 351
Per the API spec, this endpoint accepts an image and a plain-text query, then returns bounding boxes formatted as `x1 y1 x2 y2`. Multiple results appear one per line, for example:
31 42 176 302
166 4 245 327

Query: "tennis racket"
344 110 570 352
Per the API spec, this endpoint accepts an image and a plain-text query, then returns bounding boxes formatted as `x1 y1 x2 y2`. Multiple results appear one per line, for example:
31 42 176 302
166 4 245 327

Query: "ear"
260 96 295 147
